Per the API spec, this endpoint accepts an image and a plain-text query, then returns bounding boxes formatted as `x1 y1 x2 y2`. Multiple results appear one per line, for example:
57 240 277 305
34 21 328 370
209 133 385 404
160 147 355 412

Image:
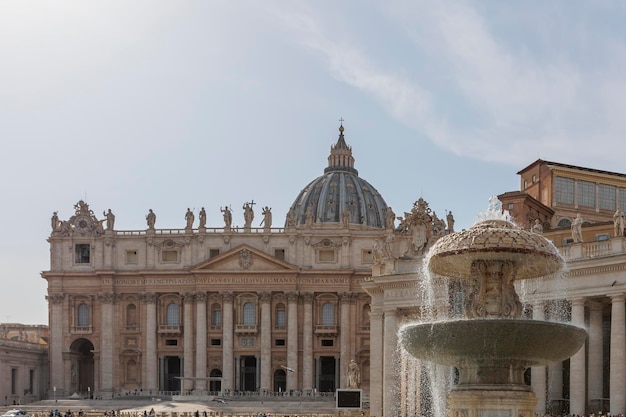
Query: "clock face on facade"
74 216 91 233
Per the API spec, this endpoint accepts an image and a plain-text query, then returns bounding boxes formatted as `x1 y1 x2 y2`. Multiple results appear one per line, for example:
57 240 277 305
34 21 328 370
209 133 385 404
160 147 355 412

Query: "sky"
2 1 626 324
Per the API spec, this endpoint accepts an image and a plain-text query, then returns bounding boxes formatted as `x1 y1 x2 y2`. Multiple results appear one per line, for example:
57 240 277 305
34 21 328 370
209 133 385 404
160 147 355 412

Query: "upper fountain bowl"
428 219 563 280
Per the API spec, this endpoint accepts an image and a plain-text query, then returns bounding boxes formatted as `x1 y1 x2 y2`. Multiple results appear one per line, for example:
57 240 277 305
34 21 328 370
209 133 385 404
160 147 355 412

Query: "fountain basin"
401 319 586 369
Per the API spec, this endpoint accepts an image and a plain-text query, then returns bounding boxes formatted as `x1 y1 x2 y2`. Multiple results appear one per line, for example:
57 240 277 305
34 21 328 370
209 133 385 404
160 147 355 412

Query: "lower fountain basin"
400 319 587 368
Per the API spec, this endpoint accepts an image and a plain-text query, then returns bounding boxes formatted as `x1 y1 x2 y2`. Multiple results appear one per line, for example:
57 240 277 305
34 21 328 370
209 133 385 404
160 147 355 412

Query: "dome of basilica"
287 124 390 229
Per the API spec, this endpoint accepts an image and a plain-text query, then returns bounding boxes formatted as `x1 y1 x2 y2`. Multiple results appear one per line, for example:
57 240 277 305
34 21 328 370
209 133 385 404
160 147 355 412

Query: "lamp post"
53 386 56 403
88 387 90 400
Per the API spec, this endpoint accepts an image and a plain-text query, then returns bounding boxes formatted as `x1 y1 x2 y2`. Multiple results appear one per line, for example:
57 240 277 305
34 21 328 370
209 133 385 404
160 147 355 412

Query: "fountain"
400 206 587 417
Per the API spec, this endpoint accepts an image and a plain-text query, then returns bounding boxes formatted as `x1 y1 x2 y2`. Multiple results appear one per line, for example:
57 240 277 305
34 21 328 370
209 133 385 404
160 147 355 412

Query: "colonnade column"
383 309 398 417
369 310 384 417
183 292 194 392
302 293 314 391
610 295 626 415
222 292 234 393
339 293 351 388
260 292 272 393
194 292 207 392
569 298 586 415
48 294 65 396
588 301 603 405
143 293 158 392
287 292 299 391
531 301 547 415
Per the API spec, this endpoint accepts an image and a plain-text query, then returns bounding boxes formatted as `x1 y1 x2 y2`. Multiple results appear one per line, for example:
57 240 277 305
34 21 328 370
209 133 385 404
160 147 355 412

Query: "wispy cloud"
276 1 626 170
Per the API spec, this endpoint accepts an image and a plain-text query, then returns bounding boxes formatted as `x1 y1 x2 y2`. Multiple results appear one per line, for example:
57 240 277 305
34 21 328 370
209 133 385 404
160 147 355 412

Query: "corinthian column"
143 293 158 392
339 293 351 388
260 292 272 393
287 292 299 391
195 292 208 392
610 295 626 415
531 301 547 415
383 309 398 417
569 298 586 416
48 294 65 396
302 293 314 391
99 292 116 398
587 302 603 404
369 310 384 417
183 292 194 392
222 292 234 393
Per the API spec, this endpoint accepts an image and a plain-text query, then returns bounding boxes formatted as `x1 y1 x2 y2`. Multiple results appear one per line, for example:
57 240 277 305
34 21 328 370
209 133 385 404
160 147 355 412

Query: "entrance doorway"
319 356 336 392
209 369 222 393
69 338 95 395
239 356 257 392
163 356 181 392
273 369 286 393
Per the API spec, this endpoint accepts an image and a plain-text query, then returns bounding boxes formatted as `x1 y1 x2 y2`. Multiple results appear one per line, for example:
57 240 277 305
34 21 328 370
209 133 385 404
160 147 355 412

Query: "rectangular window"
620 188 626 211
274 249 285 261
209 249 220 258
577 180 596 208
276 310 286 328
562 238 574 246
11 368 17 394
598 184 617 210
555 177 575 205
595 234 610 242
212 310 222 327
275 339 286 346
165 339 178 346
161 250 178 262
126 250 138 264
210 338 222 346
29 369 34 394
75 244 90 264
318 250 336 263
321 339 334 347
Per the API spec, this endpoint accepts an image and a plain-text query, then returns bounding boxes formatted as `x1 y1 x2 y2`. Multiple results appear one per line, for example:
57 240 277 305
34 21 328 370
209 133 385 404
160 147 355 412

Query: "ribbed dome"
287 124 389 228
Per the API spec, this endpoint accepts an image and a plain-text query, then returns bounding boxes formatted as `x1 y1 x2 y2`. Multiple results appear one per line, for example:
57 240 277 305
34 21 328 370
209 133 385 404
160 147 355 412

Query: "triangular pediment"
191 244 299 272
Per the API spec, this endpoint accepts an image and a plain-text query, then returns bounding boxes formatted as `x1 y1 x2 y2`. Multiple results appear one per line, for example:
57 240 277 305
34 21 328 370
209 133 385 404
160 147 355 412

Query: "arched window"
77 303 89 327
166 303 180 326
126 304 137 328
558 218 572 229
211 303 222 327
322 303 334 326
243 302 255 325
275 303 286 328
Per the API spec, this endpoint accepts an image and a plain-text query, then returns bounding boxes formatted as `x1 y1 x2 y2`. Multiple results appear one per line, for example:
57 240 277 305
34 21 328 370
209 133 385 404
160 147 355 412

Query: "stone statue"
386 207 396 229
614 209 625 237
342 208 350 228
531 219 543 234
146 209 156 229
199 207 206 228
185 208 194 228
243 202 255 228
286 208 296 227
383 234 395 259
346 359 360 388
51 211 60 231
446 211 455 233
305 206 314 228
103 209 115 230
261 206 272 230
221 206 232 229
372 240 383 265
572 213 584 243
